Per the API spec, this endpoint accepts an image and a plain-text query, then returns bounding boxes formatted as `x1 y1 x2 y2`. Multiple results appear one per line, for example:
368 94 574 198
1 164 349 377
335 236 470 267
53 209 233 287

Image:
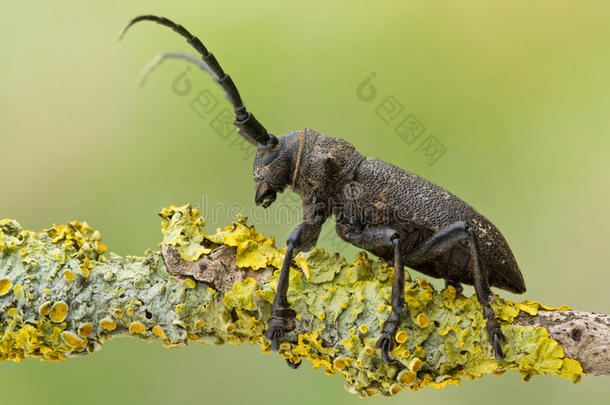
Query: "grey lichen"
0 205 603 398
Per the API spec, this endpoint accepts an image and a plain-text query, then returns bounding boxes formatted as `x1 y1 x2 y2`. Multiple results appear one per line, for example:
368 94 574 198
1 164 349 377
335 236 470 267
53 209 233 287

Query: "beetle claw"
487 324 506 360
266 326 284 352
376 331 397 364
266 309 296 351
286 358 302 369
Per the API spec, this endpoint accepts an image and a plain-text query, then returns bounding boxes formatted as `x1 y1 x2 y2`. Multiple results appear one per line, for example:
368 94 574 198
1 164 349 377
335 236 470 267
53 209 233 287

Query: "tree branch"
0 204 606 397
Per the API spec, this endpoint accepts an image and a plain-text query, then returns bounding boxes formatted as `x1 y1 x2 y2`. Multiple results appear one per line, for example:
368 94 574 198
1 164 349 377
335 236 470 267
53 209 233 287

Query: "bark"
0 205 607 397
514 310 609 376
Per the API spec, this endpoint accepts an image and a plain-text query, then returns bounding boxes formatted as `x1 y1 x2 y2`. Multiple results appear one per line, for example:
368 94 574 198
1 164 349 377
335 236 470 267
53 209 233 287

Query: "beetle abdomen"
346 157 525 294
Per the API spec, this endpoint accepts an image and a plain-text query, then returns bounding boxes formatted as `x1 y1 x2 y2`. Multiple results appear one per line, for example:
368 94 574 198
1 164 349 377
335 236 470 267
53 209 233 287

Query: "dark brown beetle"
120 15 526 365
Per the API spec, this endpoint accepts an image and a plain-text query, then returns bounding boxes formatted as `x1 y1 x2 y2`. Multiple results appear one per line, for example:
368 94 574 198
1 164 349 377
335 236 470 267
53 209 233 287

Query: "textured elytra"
0 206 582 397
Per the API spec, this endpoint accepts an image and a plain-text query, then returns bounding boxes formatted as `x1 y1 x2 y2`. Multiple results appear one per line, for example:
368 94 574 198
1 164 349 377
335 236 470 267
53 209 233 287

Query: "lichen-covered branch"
0 204 606 397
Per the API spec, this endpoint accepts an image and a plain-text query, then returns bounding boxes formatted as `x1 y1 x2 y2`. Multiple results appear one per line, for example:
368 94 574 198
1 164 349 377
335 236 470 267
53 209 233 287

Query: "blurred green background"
1 0 609 403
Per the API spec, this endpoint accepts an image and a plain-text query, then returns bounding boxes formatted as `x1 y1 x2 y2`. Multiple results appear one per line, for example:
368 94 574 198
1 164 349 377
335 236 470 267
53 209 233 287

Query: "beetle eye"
263 150 279 165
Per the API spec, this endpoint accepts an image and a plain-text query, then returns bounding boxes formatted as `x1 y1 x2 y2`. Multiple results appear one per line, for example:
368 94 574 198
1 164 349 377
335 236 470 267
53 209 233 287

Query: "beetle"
120 15 526 365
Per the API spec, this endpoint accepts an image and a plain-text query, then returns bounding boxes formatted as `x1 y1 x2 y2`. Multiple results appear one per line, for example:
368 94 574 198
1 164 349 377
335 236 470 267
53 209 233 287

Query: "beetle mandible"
120 15 526 365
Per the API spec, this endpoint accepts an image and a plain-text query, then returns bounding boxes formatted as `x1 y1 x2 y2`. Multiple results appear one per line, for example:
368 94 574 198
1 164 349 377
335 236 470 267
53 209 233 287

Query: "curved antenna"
136 52 216 87
119 15 277 147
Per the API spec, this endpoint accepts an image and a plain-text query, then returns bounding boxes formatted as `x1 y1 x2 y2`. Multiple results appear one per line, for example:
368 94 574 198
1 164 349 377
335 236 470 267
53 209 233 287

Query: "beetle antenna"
136 52 216 88
119 15 277 147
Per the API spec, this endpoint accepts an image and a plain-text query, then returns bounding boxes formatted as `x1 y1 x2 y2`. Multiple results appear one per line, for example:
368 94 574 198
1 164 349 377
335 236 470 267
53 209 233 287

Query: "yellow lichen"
7 308 20 317
63 270 76 281
333 357 346 370
389 384 402 395
184 278 196 289
153 326 167 340
79 264 90 277
61 331 85 348
0 279 12 295
359 324 368 334
38 301 52 316
397 369 416 384
49 301 69 322
78 323 93 338
395 330 408 344
222 278 257 311
158 204 211 261
409 357 423 372
416 313 429 328
13 284 25 301
129 322 146 334
100 318 117 331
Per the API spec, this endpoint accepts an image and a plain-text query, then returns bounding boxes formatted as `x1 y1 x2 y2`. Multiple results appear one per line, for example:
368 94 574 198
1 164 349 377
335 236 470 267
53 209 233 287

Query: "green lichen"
0 205 584 397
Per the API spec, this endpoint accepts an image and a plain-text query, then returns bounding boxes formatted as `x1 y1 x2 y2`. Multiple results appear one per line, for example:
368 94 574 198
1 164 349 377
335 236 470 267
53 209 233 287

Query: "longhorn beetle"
120 15 526 366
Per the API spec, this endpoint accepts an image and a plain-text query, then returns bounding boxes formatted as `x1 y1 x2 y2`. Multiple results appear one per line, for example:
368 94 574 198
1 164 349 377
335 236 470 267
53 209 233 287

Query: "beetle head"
252 136 294 208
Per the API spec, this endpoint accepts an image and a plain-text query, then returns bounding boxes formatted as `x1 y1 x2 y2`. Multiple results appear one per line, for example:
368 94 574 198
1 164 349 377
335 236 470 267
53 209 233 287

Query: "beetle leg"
266 221 322 355
285 358 302 369
466 225 505 360
444 279 463 294
405 221 505 360
265 240 297 352
403 221 470 264
342 226 405 364
376 233 406 364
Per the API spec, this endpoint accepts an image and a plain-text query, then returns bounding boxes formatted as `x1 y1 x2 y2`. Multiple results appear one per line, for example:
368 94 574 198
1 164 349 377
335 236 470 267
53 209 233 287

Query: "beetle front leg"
266 221 322 354
265 239 297 352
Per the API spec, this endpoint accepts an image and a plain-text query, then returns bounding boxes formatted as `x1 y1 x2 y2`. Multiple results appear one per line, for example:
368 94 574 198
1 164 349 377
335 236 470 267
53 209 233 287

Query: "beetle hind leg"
406 221 506 359
465 225 505 359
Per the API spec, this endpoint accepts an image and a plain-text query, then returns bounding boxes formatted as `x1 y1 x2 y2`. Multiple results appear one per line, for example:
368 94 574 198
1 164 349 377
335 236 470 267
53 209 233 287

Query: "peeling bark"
514 310 610 375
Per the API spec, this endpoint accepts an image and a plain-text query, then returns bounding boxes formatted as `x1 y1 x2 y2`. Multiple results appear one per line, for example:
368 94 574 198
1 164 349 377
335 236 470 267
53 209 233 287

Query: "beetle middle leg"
342 226 408 364
346 221 506 363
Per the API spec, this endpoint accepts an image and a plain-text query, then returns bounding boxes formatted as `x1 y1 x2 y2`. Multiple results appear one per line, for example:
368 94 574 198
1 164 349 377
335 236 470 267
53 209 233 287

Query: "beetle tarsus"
445 279 463 294
286 358 302 369
266 308 296 351
489 324 505 360
377 313 401 364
